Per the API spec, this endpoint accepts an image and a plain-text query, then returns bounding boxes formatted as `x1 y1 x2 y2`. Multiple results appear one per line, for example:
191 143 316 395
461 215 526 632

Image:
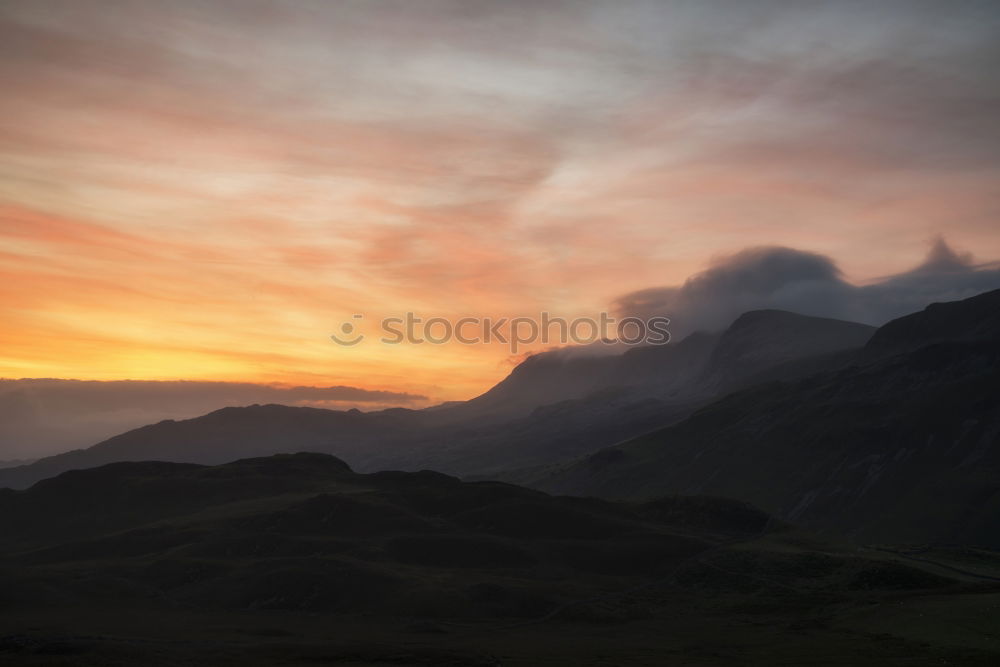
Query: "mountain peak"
728 308 835 329
865 287 1000 357
701 309 875 390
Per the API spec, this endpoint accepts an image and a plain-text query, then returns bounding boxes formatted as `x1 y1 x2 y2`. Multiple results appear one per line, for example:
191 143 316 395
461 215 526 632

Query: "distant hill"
0 457 35 470
0 404 424 489
529 289 1000 547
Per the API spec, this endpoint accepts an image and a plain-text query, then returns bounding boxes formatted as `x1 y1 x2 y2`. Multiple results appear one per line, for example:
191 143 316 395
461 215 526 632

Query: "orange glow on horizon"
2 1 999 404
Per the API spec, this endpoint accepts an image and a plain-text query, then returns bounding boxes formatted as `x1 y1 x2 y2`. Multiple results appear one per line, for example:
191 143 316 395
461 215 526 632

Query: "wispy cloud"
0 0 998 399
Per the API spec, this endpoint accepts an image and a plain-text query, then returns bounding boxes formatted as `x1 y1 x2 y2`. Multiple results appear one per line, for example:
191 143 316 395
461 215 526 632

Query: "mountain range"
1 289 999 665
526 289 1000 546
1 289 997 550
0 307 876 489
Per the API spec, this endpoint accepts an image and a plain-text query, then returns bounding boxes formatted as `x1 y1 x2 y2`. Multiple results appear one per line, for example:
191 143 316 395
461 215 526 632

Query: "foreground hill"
1 452 997 666
529 289 1000 546
0 309 875 489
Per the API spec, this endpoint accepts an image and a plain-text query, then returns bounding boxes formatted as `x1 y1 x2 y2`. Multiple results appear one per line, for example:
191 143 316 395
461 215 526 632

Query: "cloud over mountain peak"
614 239 1000 338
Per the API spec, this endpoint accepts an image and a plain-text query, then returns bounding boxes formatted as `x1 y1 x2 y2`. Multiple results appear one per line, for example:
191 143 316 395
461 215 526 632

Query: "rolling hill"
2 452 996 666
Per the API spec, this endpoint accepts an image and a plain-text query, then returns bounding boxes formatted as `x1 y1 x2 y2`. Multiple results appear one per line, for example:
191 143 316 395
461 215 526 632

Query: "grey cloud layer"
614 240 1000 338
3 1 998 166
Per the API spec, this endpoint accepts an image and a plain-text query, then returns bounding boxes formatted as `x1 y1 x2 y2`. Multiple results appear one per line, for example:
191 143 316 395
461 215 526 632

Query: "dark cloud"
0 380 427 459
614 239 1000 338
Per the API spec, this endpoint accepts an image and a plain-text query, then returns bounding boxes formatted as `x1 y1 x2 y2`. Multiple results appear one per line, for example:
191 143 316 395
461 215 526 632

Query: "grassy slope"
530 341 1000 546
0 453 997 666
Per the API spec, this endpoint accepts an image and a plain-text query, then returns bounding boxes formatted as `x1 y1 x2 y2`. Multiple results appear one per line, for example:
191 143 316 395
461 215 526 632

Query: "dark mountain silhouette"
864 286 1000 357
698 309 874 390
528 289 1000 547
0 379 428 461
0 404 423 490
0 457 35 470
458 310 873 420
1 294 998 664
456 331 721 421
455 349 624 421
0 310 884 489
2 452 994 665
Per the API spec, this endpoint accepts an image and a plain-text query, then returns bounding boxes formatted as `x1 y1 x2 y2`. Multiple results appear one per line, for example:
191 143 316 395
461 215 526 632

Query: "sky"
2 0 999 405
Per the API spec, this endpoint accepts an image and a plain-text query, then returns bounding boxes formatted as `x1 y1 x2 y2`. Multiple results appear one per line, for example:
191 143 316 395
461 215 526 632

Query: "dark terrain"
524 289 1000 546
1 291 999 664
2 452 998 666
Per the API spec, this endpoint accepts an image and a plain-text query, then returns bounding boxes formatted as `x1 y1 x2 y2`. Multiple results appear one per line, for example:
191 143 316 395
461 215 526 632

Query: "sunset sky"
2 0 999 403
